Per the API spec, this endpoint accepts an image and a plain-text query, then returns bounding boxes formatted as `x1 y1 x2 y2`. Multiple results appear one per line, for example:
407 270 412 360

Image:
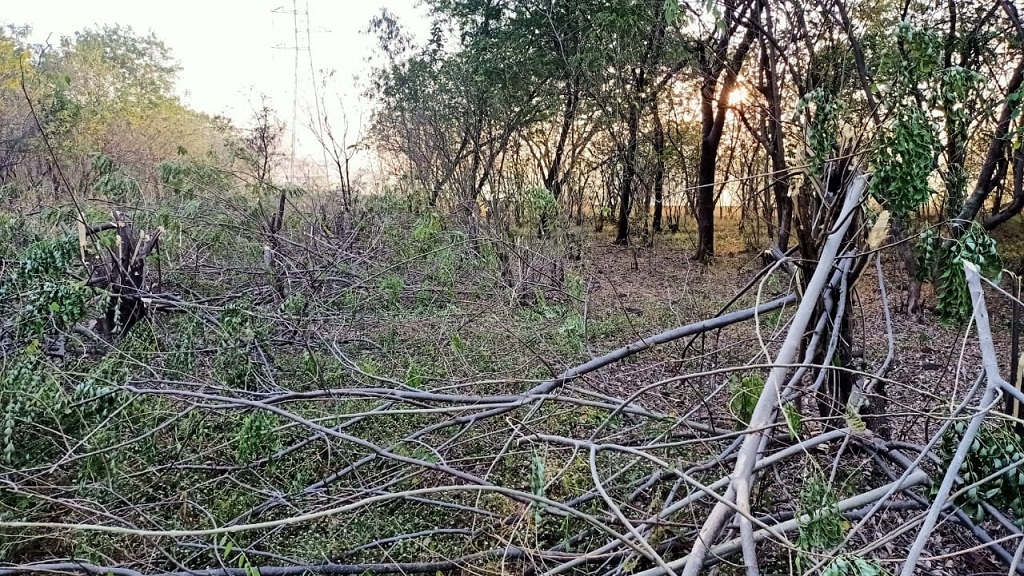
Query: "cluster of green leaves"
940 419 1024 524
164 315 202 377
383 208 469 312
39 82 82 142
379 273 405 309
1 236 90 338
524 187 559 234
91 153 141 203
215 535 262 576
799 88 842 177
280 292 308 318
797 472 843 540
869 107 938 217
0 212 34 258
880 21 943 84
916 223 1000 322
795 468 846 572
939 66 984 215
913 228 939 282
235 409 282 465
523 290 585 357
559 311 585 356
0 347 50 464
558 271 586 356
728 372 764 427
157 150 232 199
0 344 123 467
74 354 132 482
214 300 266 390
411 209 444 245
46 25 180 118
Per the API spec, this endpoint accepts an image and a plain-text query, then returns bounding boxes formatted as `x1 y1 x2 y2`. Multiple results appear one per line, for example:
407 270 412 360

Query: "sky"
3 0 429 171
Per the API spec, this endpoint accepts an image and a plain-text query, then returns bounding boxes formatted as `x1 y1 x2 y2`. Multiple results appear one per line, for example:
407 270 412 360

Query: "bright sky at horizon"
3 0 428 171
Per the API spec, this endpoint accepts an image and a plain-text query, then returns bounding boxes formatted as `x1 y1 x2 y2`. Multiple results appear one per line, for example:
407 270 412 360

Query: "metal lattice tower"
271 1 331 185
271 0 308 184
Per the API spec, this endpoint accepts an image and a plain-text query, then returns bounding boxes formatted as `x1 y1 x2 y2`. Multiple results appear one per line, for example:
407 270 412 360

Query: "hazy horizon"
3 0 429 171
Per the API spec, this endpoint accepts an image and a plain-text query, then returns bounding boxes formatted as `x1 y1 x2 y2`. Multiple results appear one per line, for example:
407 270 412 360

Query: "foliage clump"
940 420 1024 524
1 236 90 337
915 223 1001 322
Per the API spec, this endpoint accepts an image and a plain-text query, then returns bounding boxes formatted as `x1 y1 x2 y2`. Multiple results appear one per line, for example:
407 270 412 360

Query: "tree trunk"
949 54 1024 239
815 297 858 427
943 99 969 220
693 21 756 261
695 138 717 260
615 102 641 245
652 103 665 233
984 145 1024 229
890 216 923 320
757 15 792 251
544 86 578 201
775 188 793 251
86 211 160 339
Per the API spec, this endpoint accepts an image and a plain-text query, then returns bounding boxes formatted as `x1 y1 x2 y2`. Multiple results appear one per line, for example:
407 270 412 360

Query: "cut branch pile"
5 180 1024 576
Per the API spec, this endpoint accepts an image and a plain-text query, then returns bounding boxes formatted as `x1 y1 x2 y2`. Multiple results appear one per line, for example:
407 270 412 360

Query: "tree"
692 0 757 261
740 0 793 250
39 25 180 153
855 0 1024 320
371 2 549 221
308 70 363 211
0 25 41 184
0 24 227 197
578 0 671 244
372 0 689 242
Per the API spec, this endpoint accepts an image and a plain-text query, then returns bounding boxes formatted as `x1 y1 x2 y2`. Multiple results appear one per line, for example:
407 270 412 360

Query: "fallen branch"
899 261 1007 575
630 468 929 576
681 174 867 576
0 546 530 576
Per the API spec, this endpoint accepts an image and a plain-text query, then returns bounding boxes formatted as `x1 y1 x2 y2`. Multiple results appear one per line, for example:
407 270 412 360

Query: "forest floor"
583 214 1024 575
5 198 1024 575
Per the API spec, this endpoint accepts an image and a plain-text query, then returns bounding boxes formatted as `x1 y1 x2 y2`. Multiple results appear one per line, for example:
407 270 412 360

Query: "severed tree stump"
81 210 162 339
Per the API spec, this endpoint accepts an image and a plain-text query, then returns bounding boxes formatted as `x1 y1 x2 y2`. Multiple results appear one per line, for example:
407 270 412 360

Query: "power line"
270 1 304 183
271 1 330 183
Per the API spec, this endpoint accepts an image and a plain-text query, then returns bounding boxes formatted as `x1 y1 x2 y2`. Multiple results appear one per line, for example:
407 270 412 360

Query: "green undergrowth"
0 189 701 569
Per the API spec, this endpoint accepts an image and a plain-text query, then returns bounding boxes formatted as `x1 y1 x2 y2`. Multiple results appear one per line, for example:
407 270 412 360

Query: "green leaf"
664 0 680 24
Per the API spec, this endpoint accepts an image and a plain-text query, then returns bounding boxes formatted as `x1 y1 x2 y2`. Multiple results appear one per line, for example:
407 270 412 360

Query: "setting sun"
728 85 750 106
